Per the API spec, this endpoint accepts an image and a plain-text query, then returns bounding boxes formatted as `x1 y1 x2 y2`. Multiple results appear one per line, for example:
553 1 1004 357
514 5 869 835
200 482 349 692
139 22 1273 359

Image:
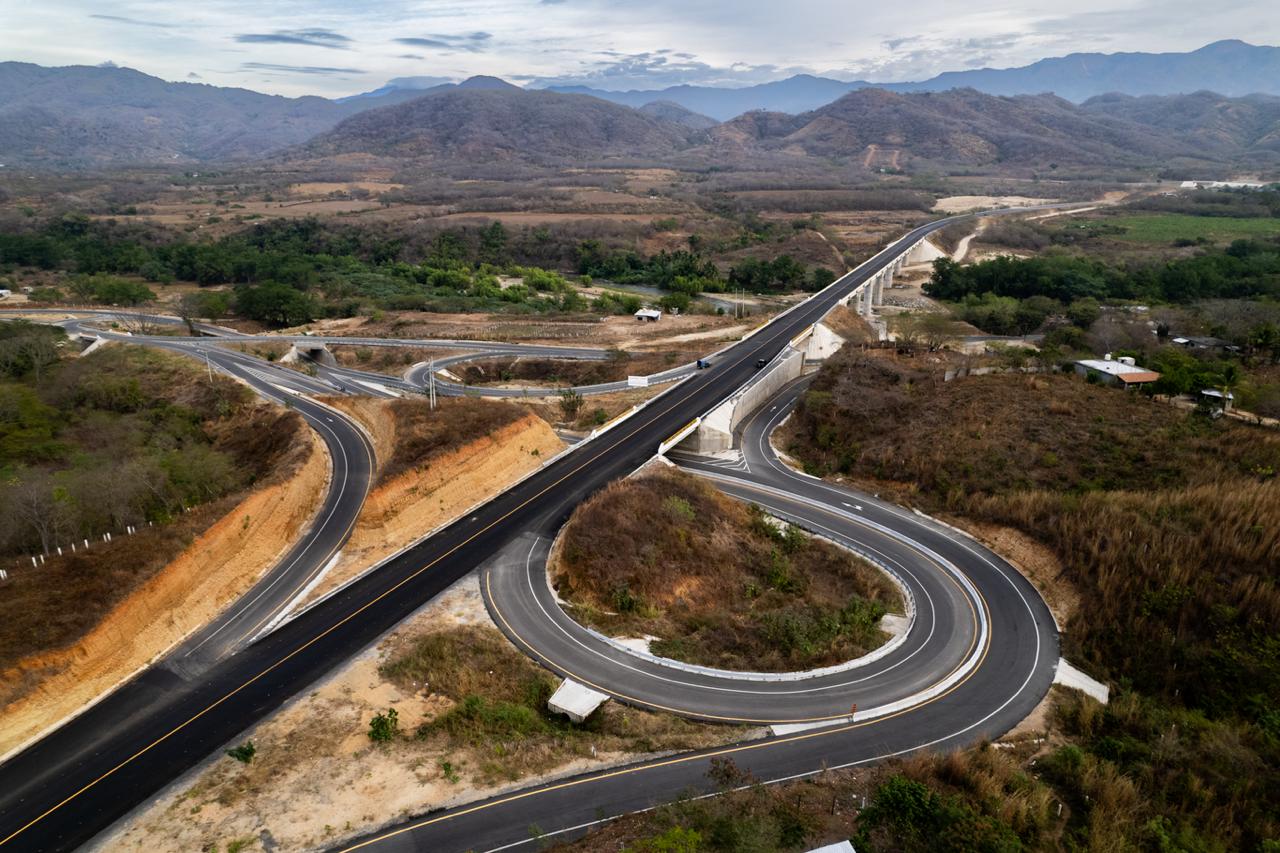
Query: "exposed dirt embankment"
0 409 328 757
302 397 563 605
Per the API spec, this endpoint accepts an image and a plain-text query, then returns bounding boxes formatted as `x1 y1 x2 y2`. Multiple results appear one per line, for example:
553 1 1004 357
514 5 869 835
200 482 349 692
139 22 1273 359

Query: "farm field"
1106 212 1280 243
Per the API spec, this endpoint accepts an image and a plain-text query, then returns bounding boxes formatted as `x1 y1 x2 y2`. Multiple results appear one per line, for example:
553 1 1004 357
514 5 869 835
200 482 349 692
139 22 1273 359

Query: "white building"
1074 356 1161 388
634 308 662 322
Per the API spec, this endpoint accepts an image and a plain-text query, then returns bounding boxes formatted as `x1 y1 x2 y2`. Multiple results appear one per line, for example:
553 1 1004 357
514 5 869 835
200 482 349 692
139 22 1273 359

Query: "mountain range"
303 84 1279 170
1 40 1279 171
708 88 1280 167
546 40 1280 121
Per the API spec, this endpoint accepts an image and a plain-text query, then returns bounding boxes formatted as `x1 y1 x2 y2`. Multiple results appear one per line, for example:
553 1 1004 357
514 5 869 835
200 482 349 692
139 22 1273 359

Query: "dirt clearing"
933 195 1053 213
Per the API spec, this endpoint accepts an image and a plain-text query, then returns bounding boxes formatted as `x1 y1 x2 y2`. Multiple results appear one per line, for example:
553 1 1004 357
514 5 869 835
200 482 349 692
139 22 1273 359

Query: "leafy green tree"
625 827 703 853
1066 297 1102 328
0 384 65 464
91 278 155 306
479 221 509 265
659 292 690 313
234 282 315 328
810 267 837 290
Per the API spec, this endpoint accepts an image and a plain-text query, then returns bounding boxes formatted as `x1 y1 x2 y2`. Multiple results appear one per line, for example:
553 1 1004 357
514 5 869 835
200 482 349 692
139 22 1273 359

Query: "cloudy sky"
3 0 1275 97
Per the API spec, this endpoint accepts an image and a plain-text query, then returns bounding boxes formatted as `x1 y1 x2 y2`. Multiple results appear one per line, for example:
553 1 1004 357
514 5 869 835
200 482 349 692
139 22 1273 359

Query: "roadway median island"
454 349 694 391
0 345 328 757
551 467 904 673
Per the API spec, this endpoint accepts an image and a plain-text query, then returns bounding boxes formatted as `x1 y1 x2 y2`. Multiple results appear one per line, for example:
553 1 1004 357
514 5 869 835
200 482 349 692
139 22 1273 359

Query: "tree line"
926 240 1280 305
1 216 837 327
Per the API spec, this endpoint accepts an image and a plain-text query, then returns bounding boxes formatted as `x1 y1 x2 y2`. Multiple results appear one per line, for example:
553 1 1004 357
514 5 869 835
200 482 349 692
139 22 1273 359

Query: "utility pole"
204 347 213 383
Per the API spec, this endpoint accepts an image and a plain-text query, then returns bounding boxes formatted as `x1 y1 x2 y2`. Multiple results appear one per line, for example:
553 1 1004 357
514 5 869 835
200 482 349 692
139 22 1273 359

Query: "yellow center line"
340 562 994 851
483 491 982 725
0 283 823 847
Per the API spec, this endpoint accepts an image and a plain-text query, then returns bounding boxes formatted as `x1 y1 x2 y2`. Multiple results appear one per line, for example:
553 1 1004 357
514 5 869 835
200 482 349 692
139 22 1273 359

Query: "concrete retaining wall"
805 322 845 362
683 346 805 452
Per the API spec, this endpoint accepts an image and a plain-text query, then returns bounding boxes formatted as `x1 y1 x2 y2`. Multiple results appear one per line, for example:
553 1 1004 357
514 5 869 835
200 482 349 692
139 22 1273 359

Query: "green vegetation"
928 238 1280 306
1104 213 1280 244
0 331 252 556
576 240 834 295
0 214 831 328
561 745 1056 853
558 387 584 422
225 742 256 764
0 328 304 669
782 352 1280 850
555 468 901 671
1129 187 1280 221
367 708 399 743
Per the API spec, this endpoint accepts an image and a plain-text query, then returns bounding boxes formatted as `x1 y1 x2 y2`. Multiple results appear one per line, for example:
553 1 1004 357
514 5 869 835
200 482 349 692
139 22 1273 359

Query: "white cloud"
0 0 1274 96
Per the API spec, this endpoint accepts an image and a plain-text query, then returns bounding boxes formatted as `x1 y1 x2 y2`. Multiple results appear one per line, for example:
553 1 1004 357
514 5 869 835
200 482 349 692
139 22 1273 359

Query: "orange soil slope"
0 429 330 757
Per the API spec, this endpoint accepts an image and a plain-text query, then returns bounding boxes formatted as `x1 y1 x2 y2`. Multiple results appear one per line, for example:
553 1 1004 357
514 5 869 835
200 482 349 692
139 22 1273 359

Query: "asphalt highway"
339 374 1058 852
0 207 1063 851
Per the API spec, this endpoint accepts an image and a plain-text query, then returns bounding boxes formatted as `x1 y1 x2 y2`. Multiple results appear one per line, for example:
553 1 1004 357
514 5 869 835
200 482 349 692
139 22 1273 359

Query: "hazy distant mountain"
547 74 869 121
337 74 519 103
637 101 719 131
0 61 399 168
334 75 453 103
547 40 1280 121
308 84 1274 171
302 87 702 162
3 47 1279 172
0 64 535 168
710 88 1206 167
1082 91 1280 155
905 40 1280 102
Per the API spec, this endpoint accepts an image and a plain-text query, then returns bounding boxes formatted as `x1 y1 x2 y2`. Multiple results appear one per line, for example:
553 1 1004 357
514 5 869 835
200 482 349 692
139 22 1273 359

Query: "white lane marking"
511 492 952 698
183 389 367 656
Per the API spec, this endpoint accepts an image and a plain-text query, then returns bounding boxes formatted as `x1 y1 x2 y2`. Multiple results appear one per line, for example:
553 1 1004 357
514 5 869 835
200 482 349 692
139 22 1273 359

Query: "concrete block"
1054 658 1109 704
547 678 609 723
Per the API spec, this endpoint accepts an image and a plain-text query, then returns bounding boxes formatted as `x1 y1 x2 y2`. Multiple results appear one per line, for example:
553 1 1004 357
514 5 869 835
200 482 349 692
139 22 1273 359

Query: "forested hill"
298 88 704 162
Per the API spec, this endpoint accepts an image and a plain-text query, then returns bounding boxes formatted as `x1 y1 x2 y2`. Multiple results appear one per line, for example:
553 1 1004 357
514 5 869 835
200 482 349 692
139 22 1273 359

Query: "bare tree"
110 311 163 336
7 472 71 555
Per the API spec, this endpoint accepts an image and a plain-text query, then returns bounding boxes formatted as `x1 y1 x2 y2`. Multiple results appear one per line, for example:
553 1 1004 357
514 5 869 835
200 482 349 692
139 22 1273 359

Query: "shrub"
225 741 256 764
368 708 399 743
